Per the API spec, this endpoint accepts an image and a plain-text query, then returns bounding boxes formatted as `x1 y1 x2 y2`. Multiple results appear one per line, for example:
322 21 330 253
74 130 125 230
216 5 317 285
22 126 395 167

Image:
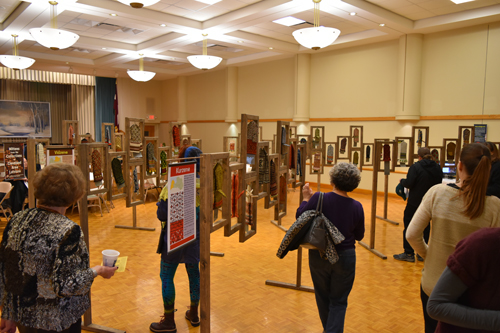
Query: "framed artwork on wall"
409 126 430 166
395 137 412 168
442 138 459 167
362 143 374 167
0 100 51 138
325 142 336 166
336 135 350 161
428 146 443 167
350 126 363 148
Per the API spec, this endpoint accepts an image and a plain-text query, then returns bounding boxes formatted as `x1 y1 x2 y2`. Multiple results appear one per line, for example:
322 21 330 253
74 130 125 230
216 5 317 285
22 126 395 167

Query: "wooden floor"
2 187 426 333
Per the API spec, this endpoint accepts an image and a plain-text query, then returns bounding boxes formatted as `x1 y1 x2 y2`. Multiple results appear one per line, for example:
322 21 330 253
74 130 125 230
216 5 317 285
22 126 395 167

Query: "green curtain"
0 79 72 143
95 77 116 142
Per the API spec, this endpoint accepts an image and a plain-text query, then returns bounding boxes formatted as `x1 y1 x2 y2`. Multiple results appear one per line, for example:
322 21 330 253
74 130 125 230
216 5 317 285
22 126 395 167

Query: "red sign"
170 163 195 177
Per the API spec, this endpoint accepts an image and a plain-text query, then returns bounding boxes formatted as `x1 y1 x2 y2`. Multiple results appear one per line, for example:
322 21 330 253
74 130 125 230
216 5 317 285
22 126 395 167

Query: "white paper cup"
102 249 120 267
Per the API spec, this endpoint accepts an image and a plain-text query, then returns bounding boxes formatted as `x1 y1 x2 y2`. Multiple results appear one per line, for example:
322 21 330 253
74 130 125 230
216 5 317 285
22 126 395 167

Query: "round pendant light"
29 2 79 50
187 34 223 70
116 0 161 8
0 35 35 70
127 54 156 82
293 0 340 50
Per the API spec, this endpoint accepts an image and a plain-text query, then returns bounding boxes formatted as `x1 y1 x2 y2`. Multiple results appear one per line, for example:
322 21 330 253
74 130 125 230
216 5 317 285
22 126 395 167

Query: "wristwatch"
91 268 98 278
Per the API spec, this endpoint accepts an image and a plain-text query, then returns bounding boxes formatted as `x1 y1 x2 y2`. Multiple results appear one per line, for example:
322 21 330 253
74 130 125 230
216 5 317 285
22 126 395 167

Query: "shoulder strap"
316 192 323 214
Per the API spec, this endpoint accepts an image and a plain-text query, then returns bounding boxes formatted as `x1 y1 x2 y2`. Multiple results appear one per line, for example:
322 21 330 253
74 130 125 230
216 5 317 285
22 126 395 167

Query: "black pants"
18 319 81 333
420 285 438 333
403 204 430 255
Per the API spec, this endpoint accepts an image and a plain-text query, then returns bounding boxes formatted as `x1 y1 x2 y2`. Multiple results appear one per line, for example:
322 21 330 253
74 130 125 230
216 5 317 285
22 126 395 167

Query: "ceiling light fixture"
0 35 36 70
187 34 222 71
117 0 160 8
29 1 79 50
160 24 166 27
127 54 156 82
450 0 474 3
110 13 118 16
379 23 385 27
292 0 341 50
195 0 222 5
350 12 356 15
269 47 273 50
273 16 305 27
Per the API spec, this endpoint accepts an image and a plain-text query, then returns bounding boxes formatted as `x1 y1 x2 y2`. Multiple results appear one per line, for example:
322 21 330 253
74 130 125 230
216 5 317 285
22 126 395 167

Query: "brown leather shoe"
185 306 200 327
150 313 176 333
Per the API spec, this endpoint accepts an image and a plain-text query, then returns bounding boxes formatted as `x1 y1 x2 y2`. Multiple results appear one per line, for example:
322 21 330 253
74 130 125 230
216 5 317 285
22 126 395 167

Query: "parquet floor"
2 187 426 333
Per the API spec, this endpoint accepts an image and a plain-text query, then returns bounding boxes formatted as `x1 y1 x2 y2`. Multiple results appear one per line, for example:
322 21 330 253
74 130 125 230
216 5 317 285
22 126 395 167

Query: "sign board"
167 161 197 253
4 142 25 180
474 124 487 143
47 147 75 165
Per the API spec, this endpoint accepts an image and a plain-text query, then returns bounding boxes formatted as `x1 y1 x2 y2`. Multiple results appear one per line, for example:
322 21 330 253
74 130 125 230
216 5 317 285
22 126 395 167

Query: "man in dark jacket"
394 147 443 262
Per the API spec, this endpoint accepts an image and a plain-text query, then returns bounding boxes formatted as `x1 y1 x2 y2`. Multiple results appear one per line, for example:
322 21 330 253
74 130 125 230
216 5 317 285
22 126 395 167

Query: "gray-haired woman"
297 162 365 333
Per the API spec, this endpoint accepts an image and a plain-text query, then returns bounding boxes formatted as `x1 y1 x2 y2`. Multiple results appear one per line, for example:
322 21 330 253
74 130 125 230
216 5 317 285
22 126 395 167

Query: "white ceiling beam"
93 53 137 67
222 31 299 53
226 50 286 65
19 50 94 65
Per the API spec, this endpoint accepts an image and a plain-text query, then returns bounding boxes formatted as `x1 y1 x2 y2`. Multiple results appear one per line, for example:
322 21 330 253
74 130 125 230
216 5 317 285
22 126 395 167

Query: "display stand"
265 246 314 292
359 139 389 259
271 121 290 231
77 143 124 333
101 123 115 150
157 145 171 188
374 139 399 225
310 126 325 192
26 138 51 208
115 117 154 232
62 120 79 146
107 150 127 208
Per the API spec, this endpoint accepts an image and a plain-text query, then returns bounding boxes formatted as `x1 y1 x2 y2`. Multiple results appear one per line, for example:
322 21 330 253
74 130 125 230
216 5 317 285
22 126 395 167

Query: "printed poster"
4 143 25 180
167 161 196 253
474 124 487 143
47 147 74 165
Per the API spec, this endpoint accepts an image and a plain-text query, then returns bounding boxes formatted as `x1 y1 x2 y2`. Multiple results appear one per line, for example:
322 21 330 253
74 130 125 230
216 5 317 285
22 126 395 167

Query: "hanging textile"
68 125 74 145
213 162 226 209
353 128 359 147
146 142 157 175
463 129 470 146
270 160 278 199
297 149 302 177
280 126 289 155
327 144 334 164
313 152 321 172
353 151 359 166
366 145 371 162
245 185 253 225
340 138 347 154
105 126 112 147
279 175 287 207
300 138 307 144
37 143 46 167
231 173 245 218
172 125 180 147
247 120 258 164
313 128 320 149
383 144 391 176
160 151 168 175
115 134 122 152
399 140 407 167
431 149 439 164
130 123 142 151
91 149 103 184
111 158 125 189
417 130 423 148
289 144 295 169
447 142 456 162
259 148 270 185
133 168 139 193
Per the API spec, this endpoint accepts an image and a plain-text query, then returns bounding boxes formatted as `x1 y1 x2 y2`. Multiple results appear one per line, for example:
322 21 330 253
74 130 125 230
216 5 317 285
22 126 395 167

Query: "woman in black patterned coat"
0 164 117 333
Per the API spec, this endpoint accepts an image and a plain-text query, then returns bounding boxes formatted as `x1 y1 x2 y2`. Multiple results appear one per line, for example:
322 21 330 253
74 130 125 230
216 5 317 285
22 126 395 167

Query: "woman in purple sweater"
297 162 365 333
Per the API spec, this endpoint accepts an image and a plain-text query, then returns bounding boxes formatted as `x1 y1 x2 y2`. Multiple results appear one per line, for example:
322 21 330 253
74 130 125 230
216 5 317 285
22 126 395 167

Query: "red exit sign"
148 115 155 120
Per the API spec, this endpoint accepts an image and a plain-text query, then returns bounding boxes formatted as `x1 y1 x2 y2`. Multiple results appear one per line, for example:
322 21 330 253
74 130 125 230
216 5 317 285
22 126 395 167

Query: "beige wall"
186 69 226 120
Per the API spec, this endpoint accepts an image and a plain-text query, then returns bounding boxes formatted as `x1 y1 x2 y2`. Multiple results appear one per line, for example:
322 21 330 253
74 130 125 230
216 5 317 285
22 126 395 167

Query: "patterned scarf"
111 158 125 189
259 148 269 185
146 142 157 175
327 144 334 164
91 149 103 182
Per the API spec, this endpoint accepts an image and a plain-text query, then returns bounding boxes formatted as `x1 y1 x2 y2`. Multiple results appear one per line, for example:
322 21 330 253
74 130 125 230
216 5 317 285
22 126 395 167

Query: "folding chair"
0 182 14 222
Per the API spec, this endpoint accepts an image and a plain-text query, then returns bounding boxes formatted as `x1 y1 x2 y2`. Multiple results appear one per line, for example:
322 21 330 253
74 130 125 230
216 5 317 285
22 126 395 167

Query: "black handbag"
301 192 327 251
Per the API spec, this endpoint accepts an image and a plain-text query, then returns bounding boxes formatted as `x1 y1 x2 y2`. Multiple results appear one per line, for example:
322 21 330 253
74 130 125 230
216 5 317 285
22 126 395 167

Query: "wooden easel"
26 138 50 208
271 121 290 231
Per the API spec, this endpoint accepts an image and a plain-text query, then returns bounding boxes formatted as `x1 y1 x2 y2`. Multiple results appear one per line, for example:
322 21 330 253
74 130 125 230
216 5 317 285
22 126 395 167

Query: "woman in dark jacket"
484 142 500 198
296 162 365 333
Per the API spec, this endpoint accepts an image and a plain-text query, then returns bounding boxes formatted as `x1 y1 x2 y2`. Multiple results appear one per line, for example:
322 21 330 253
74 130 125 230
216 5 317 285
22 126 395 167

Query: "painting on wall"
0 100 51 138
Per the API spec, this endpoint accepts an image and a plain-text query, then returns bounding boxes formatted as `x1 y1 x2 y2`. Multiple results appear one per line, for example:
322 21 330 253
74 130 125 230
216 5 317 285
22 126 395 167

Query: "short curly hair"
329 162 361 192
33 163 87 207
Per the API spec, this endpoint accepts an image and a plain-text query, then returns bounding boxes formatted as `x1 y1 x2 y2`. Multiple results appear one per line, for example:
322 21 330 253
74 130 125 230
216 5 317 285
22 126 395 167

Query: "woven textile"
313 152 321 172
105 126 112 147
366 145 371 162
68 125 74 145
340 138 347 154
133 168 139 193
463 128 470 146
297 149 301 176
130 124 142 151
146 142 157 175
259 148 270 185
383 144 391 162
353 151 359 165
431 149 439 164
245 201 253 225
115 135 122 151
270 160 278 198
289 144 295 169
37 143 46 166
353 128 359 147
279 175 286 207
327 144 334 164
172 125 180 147
111 158 125 189
417 129 423 147
160 151 168 175
447 142 456 161
213 162 226 209
91 150 103 182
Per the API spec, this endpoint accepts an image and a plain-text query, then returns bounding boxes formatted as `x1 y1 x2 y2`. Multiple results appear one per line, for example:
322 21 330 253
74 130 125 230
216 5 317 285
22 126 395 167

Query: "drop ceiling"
1 0 500 80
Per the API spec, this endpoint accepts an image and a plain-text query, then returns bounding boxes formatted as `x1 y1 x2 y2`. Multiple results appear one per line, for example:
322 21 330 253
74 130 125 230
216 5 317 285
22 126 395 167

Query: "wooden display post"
115 117 154 232
359 139 389 259
310 126 325 192
62 120 79 146
77 143 124 333
27 138 50 208
374 139 399 225
271 121 290 231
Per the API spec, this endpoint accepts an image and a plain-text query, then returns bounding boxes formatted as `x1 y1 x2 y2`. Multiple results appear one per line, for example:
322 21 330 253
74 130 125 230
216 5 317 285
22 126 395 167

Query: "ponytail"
458 144 491 219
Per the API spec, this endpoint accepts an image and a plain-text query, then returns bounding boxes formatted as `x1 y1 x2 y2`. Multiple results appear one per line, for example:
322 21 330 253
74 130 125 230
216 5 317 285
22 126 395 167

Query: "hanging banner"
474 124 487 143
4 142 25 180
46 147 74 165
167 161 196 253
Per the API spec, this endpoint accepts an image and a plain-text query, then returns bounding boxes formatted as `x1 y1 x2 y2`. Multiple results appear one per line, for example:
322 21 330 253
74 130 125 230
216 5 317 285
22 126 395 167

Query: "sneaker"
393 253 415 262
417 254 424 262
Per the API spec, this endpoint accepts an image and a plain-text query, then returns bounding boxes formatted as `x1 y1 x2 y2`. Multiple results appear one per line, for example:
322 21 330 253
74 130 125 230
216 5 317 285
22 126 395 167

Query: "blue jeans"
309 248 356 333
